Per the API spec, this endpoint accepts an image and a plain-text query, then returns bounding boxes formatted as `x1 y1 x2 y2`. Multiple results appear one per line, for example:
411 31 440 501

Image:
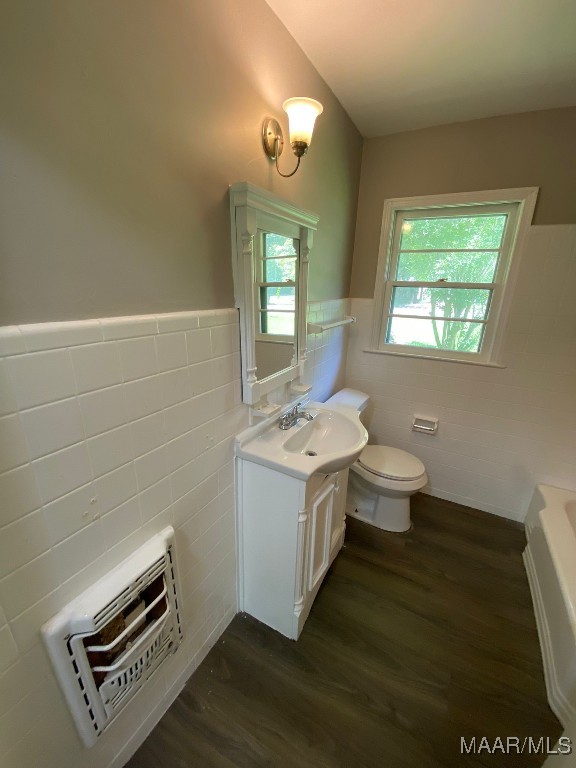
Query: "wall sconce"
262 98 323 178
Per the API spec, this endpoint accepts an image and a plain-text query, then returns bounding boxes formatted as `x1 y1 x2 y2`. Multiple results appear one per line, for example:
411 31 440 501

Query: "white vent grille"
42 527 182 747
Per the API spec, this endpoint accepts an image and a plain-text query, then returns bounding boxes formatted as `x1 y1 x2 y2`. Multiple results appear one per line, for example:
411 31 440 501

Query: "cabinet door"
307 478 336 593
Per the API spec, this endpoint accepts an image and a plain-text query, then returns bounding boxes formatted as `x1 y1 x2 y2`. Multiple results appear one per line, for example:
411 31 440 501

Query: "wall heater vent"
42 527 182 747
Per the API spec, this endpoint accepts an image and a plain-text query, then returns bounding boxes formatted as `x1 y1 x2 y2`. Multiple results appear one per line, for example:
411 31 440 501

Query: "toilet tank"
324 388 370 414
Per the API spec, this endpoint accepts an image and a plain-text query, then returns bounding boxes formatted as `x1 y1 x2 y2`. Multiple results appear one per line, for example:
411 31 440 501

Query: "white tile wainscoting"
345 225 576 522
0 309 246 768
304 299 351 403
260 299 351 409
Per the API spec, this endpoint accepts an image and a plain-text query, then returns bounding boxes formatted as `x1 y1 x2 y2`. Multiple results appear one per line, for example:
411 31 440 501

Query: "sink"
283 411 365 467
236 404 368 479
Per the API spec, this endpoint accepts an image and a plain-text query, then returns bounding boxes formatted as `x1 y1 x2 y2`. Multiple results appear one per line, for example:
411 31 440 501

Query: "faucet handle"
278 412 291 429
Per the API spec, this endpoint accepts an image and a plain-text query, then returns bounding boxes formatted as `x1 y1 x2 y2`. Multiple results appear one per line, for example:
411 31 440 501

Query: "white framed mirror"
229 182 319 405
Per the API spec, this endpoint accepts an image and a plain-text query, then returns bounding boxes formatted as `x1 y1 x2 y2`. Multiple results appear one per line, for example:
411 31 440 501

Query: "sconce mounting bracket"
262 117 284 160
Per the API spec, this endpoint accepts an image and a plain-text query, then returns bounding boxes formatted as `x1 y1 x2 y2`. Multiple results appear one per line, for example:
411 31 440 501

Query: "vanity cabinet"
237 459 348 640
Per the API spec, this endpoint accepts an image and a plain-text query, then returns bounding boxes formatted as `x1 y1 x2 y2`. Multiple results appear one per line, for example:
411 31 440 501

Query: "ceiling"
263 0 576 137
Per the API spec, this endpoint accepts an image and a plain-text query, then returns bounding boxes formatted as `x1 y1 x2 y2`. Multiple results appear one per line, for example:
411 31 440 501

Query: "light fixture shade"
282 98 323 147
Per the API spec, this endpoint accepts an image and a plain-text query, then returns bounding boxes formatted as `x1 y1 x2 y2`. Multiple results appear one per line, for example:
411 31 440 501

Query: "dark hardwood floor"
127 494 561 768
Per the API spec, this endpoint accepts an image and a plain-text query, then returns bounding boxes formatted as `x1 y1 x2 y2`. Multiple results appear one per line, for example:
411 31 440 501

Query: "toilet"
324 388 428 533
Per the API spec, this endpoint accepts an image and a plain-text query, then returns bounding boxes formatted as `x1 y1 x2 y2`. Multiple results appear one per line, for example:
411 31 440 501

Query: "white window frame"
370 187 538 366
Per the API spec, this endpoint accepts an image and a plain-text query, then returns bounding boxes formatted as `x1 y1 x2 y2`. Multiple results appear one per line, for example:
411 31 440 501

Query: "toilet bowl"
324 389 428 532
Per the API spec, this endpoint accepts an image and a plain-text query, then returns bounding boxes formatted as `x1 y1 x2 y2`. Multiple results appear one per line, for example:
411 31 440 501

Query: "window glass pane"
260 286 295 311
260 311 295 336
399 215 507 251
396 251 498 283
263 257 296 283
264 233 297 257
386 316 484 353
390 287 491 321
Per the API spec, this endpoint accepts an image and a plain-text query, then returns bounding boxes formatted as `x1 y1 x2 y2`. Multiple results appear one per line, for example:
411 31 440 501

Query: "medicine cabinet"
229 182 319 405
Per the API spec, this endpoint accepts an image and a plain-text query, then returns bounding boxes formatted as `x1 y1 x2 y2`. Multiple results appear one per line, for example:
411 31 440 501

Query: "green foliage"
263 234 297 284
400 214 506 251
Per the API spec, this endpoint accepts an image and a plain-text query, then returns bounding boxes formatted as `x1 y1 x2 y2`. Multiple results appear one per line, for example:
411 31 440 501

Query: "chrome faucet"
278 402 314 430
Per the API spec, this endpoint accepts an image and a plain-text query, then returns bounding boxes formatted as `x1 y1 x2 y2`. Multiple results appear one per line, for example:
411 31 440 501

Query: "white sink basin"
236 404 368 479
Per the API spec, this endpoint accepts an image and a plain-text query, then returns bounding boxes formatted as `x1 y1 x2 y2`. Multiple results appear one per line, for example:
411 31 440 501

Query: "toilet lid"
357 445 425 481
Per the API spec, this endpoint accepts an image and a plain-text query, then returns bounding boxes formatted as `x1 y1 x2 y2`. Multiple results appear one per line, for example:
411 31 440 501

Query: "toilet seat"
357 445 425 482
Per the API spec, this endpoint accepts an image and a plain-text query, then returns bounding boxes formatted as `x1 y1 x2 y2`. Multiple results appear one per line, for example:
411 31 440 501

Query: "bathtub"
524 484 576 727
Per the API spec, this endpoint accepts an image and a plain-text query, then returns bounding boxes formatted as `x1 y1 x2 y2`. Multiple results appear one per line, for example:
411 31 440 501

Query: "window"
371 188 538 364
256 232 299 340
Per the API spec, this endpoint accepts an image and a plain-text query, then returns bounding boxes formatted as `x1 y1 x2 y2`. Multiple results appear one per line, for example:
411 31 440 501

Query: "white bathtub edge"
523 544 576 727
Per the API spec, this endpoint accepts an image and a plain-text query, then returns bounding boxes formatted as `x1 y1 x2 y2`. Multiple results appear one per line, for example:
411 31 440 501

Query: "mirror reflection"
255 231 299 379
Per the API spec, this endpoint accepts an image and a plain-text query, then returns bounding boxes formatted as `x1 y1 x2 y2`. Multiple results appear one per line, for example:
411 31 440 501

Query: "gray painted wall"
350 107 576 297
0 0 363 325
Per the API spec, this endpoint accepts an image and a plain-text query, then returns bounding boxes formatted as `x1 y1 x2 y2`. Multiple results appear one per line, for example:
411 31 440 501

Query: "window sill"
363 348 506 369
